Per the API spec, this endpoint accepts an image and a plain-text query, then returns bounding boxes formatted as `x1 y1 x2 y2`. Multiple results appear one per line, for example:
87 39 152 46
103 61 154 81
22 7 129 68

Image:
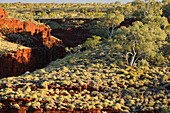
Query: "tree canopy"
111 21 167 66
97 12 124 38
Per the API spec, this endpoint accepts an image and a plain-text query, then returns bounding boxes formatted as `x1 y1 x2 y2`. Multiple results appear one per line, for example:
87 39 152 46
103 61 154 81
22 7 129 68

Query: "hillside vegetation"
0 43 169 113
0 0 169 113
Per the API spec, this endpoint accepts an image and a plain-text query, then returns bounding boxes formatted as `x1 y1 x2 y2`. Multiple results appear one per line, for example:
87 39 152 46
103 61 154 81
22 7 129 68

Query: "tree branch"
153 7 162 16
132 44 136 55
134 55 141 64
103 26 110 38
130 45 137 66
126 52 133 65
141 6 146 17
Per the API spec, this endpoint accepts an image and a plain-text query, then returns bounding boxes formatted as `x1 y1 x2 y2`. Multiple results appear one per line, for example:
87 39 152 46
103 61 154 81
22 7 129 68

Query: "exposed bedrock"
0 45 66 78
0 7 66 78
0 7 7 18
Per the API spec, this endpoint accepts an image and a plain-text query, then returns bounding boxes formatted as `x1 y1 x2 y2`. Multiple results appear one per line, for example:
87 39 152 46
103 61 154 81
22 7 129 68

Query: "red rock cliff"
0 49 34 77
0 7 66 78
0 7 7 18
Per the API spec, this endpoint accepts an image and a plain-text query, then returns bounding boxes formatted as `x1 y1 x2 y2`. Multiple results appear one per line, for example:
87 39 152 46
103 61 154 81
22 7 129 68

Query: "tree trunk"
130 54 136 67
126 52 133 65
130 46 136 67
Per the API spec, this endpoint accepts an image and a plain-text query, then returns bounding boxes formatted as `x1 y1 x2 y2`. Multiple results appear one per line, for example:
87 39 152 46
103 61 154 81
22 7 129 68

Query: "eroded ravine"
0 7 145 78
0 8 96 78
35 18 98 47
0 7 66 78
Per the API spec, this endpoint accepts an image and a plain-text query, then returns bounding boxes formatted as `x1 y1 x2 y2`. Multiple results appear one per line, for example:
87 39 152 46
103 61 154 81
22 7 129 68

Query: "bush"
137 59 149 67
83 35 102 49
147 53 165 66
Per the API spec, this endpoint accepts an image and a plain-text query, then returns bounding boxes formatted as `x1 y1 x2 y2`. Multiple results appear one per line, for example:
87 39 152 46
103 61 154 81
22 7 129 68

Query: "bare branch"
132 45 136 55
153 7 162 16
134 55 141 64
114 52 124 58
141 6 147 16
126 52 133 65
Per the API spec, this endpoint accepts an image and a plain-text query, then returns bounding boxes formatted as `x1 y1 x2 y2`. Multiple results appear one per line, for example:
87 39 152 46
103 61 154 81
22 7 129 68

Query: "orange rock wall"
0 46 66 78
0 18 63 48
0 7 7 18
0 19 50 40
0 7 66 78
0 49 35 78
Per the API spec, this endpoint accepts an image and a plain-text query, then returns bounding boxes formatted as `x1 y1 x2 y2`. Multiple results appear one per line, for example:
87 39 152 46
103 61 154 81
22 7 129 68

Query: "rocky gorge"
0 7 66 78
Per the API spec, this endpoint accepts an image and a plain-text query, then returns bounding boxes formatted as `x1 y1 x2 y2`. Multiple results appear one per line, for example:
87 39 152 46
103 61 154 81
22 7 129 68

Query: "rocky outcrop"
0 7 66 78
0 49 34 77
0 18 64 47
0 45 66 78
0 19 50 37
0 7 7 18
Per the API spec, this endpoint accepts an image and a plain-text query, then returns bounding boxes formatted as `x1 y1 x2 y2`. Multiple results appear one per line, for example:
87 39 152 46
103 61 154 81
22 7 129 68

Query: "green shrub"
83 35 102 49
137 59 149 67
147 53 165 66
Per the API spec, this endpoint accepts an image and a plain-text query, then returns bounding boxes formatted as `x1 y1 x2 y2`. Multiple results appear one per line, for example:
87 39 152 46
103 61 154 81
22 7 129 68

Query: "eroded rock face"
0 7 7 18
0 46 66 78
0 18 51 38
0 7 66 78
0 49 34 77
